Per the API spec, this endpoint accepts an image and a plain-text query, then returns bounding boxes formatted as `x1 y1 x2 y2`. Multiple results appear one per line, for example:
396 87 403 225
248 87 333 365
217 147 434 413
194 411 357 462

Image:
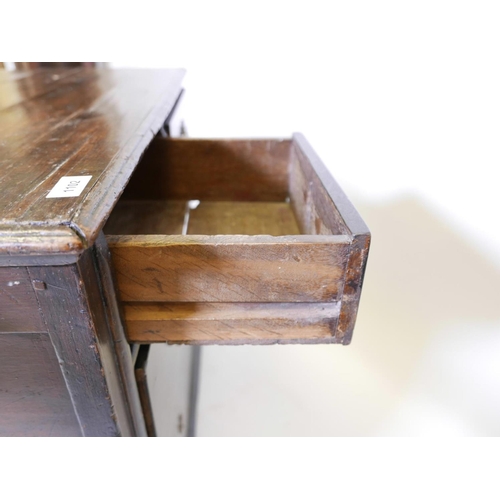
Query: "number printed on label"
46 175 92 198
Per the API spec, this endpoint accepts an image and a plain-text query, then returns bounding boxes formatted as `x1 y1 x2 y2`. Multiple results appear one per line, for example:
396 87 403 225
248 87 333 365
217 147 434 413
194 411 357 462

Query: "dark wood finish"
93 233 148 437
0 66 369 435
134 345 157 437
0 67 85 108
0 267 45 333
120 138 291 202
0 67 185 265
0 67 209 437
29 249 136 436
0 332 81 437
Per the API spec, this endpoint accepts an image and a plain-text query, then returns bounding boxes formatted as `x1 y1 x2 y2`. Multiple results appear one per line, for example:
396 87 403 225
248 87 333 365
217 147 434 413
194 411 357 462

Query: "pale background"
110 0 500 436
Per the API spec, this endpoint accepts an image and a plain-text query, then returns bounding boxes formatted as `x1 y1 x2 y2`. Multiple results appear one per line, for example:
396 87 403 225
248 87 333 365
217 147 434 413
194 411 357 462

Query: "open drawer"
104 134 370 345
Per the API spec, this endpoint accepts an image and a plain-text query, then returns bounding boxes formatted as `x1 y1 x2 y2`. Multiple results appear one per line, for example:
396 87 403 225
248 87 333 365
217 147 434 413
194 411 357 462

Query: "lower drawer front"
105 135 370 345
124 302 341 344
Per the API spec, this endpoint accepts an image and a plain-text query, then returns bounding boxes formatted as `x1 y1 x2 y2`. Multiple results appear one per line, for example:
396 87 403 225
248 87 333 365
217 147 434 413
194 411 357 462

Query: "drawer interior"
104 138 349 238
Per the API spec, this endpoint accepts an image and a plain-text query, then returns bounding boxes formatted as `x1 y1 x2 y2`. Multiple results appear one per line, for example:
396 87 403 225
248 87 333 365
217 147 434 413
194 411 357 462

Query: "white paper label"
46 175 92 198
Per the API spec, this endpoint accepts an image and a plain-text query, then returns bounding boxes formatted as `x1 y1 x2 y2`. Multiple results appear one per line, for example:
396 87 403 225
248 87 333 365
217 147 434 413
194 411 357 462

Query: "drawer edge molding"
123 301 341 345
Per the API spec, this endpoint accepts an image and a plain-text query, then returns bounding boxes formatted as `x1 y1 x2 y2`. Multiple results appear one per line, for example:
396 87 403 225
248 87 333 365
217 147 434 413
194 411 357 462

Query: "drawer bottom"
106 199 301 236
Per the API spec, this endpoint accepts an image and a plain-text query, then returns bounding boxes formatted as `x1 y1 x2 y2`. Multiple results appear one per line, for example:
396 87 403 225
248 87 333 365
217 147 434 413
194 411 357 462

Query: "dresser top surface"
0 67 185 265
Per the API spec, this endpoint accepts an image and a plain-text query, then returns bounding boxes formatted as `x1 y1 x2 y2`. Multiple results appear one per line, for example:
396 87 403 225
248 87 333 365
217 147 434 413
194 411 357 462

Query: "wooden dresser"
0 67 370 437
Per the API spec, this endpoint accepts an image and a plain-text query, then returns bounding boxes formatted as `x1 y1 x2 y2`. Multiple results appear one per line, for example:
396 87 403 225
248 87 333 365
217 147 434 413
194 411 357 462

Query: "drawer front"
105 135 370 345
108 235 350 303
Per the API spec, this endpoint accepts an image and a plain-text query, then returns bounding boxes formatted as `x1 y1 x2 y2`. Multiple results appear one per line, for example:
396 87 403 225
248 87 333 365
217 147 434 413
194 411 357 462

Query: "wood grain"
0 267 45 333
0 67 84 110
0 332 81 437
292 134 370 236
289 138 349 236
337 233 371 344
122 302 340 344
187 201 300 236
0 67 185 264
105 200 300 236
93 232 148 436
30 249 137 436
120 138 291 202
104 200 186 235
107 235 351 303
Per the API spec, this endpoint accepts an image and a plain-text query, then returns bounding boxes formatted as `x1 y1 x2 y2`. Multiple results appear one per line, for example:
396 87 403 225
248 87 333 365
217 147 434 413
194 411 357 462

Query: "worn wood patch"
337 233 371 344
0 332 81 437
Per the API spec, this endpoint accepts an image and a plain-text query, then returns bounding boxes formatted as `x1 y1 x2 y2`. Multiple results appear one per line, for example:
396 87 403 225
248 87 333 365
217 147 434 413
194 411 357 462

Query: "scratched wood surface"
93 233 148 436
30 249 140 436
0 67 185 264
0 332 81 436
107 235 350 303
0 267 45 333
